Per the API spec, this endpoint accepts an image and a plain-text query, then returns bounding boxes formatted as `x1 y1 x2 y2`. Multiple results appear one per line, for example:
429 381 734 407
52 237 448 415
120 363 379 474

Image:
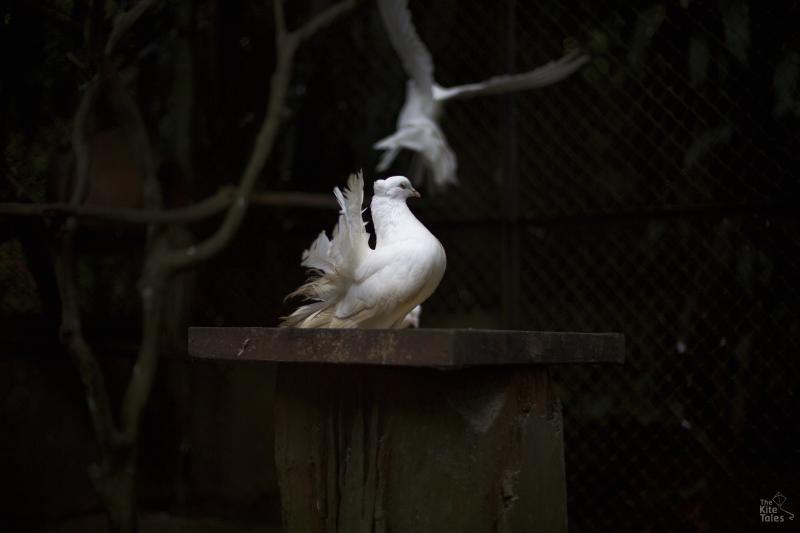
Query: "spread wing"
378 0 435 105
434 50 589 101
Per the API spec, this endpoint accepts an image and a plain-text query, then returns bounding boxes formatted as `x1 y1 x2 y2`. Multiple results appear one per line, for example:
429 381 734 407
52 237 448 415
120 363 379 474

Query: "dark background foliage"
1 0 798 531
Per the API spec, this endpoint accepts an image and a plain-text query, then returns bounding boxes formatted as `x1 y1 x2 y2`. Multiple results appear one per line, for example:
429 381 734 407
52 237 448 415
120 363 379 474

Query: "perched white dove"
374 0 590 188
280 172 446 329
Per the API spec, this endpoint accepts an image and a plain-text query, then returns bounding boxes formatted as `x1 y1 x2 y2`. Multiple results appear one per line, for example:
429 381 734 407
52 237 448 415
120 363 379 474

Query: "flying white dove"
280 172 446 329
374 0 590 188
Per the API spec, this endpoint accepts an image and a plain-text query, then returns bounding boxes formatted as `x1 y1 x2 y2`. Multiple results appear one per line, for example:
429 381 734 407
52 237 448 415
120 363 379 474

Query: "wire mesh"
2 0 798 530
320 0 800 530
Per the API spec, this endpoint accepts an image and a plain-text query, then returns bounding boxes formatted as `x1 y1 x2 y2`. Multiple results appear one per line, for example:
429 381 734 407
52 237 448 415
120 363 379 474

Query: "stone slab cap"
188 327 625 367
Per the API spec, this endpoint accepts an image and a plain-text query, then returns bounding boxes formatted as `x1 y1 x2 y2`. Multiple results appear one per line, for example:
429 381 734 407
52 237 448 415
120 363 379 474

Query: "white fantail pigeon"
374 0 589 188
280 172 446 329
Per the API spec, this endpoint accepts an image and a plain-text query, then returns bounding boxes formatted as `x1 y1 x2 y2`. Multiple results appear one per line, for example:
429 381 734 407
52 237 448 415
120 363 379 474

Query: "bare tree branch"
102 69 164 248
251 190 337 209
105 77 162 211
293 0 360 45
31 1 357 530
50 221 118 460
68 0 160 208
105 0 161 56
1 165 35 201
273 0 287 41
46 3 164 530
101 60 169 448
70 79 97 206
0 196 233 223
52 22 113 469
160 65 290 269
156 0 359 272
0 188 336 222
121 237 168 443
172 0 195 182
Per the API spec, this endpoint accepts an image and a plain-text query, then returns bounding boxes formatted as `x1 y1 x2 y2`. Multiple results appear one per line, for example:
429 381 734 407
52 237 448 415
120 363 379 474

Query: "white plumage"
374 0 590 188
400 304 422 328
280 173 446 329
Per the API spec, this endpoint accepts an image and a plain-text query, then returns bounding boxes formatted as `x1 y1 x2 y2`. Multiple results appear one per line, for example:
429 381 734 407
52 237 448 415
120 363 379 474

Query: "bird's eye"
401 183 407 188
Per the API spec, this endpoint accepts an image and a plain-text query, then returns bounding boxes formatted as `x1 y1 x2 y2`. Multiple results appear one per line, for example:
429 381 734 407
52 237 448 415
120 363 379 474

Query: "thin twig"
0 194 229 222
273 0 287 41
293 0 360 45
251 190 337 209
105 0 161 56
104 75 162 211
103 69 164 248
157 0 358 272
172 0 195 182
70 78 97 206
70 0 160 207
1 166 34 201
66 52 89 72
0 188 336 222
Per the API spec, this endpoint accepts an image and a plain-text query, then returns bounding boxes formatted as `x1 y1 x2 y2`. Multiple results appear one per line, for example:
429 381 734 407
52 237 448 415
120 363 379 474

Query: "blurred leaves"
628 4 666 71
773 50 800 118
0 242 42 316
688 35 710 87
683 124 733 170
720 0 750 65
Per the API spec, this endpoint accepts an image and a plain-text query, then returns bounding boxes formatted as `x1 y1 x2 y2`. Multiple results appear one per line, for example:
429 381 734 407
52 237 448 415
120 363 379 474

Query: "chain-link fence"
281 0 798 530
2 0 798 530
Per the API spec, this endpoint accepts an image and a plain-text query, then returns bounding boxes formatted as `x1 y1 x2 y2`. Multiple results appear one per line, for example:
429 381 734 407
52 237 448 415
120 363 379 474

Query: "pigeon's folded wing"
333 245 431 325
332 252 396 324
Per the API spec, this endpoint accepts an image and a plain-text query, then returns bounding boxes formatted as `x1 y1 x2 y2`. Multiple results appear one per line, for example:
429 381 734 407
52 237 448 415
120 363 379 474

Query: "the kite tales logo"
760 492 794 524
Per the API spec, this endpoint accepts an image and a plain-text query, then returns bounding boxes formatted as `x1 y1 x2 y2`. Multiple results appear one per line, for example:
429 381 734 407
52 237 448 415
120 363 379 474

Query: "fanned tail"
330 171 368 270
280 171 369 328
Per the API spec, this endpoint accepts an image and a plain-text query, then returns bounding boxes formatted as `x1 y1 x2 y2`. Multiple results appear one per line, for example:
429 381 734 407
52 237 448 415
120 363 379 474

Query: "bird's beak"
411 187 421 198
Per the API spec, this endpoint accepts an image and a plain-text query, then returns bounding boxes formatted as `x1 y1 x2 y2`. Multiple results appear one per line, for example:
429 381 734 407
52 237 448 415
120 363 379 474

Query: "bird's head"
374 176 421 200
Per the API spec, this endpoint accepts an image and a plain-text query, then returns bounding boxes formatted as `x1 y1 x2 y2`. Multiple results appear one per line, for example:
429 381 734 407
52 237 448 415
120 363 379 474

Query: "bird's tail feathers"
280 172 369 328
279 300 333 328
330 171 369 270
300 231 334 272
280 268 341 326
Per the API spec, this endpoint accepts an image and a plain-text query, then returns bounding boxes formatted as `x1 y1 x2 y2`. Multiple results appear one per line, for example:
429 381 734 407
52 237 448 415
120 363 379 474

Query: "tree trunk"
90 448 138 533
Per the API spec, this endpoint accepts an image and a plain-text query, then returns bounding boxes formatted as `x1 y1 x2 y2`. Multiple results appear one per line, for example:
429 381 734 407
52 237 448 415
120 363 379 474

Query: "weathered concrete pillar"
189 328 624 533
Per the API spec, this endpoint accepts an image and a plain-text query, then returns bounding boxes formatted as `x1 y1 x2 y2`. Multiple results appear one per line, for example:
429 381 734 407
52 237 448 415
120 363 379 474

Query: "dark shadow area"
1 0 798 531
